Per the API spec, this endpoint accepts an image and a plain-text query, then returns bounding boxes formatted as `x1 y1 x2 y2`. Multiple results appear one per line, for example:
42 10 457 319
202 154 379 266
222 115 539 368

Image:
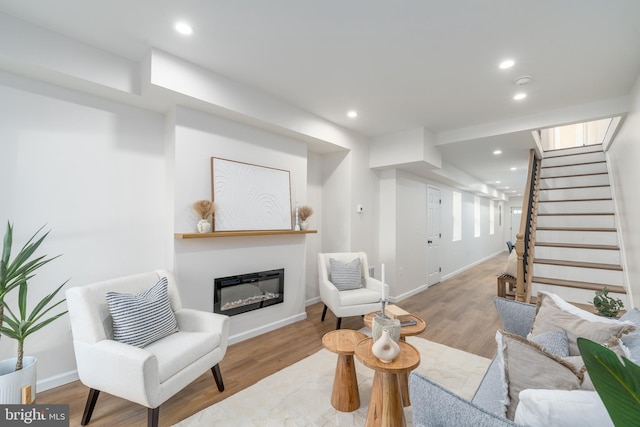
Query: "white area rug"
173 337 491 427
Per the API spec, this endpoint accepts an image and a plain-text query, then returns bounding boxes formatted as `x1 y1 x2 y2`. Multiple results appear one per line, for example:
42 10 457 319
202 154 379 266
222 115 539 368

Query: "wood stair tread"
534 258 622 271
538 198 612 202
532 277 626 294
535 242 620 250
536 226 616 232
540 172 608 179
537 212 614 216
541 161 606 169
539 184 610 190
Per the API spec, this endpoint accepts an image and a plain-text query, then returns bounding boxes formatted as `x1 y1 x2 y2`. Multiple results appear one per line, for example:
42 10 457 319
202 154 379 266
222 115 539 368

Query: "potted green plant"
591 287 625 318
0 222 68 403
578 338 640 426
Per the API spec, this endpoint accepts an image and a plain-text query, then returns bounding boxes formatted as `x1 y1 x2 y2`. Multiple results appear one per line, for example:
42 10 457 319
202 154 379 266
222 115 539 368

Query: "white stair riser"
534 246 621 264
538 186 611 201
537 214 615 229
540 174 609 189
540 162 607 178
542 151 606 167
534 264 623 285
536 229 618 246
530 283 628 306
537 200 614 214
544 145 603 158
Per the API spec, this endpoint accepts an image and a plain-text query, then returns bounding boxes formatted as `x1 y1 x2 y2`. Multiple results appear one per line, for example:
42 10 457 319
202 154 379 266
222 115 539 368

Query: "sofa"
409 295 640 427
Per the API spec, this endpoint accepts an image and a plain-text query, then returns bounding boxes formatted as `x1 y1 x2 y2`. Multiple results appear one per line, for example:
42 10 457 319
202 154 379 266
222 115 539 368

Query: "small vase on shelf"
300 221 309 230
371 329 400 363
197 219 212 233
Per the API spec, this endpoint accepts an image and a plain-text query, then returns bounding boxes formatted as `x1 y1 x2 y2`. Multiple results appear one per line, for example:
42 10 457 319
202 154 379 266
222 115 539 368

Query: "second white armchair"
318 252 388 329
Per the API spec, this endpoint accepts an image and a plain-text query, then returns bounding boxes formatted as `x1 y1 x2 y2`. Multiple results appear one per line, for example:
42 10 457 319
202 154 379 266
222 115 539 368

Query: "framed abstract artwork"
211 157 292 231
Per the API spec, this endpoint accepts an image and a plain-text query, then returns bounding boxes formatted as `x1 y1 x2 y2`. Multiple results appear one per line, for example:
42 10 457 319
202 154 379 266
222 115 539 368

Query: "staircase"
530 144 628 305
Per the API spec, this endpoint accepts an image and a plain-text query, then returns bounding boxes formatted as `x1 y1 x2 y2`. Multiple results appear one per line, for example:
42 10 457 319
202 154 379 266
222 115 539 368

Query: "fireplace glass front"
214 268 284 316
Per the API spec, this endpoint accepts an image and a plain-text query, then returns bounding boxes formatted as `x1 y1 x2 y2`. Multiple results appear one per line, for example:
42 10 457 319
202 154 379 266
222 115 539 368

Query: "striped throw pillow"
329 257 363 291
106 277 178 348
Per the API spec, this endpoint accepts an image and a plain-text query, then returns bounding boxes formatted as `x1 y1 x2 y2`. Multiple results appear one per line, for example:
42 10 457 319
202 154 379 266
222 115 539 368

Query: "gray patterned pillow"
620 308 640 363
530 329 569 357
329 257 363 291
106 277 178 348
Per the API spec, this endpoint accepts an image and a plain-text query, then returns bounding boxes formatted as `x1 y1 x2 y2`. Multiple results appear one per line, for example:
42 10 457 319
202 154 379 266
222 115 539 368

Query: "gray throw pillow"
329 257 363 291
106 276 178 348
620 308 640 363
530 329 569 358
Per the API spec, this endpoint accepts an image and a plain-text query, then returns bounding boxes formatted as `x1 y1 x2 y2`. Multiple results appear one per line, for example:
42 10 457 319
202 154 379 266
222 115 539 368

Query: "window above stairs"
534 117 622 153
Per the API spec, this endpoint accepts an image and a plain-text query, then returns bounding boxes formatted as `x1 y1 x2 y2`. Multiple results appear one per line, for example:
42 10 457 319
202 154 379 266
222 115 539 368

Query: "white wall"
378 169 506 301
0 71 166 389
171 106 309 341
305 151 323 303
607 74 640 307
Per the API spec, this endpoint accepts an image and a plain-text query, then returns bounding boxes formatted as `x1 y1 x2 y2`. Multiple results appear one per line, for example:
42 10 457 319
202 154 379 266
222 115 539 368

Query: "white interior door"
427 186 441 286
510 207 522 243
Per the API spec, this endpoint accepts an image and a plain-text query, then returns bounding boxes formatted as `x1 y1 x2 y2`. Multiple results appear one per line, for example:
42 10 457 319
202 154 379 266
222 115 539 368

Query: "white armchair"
66 270 229 427
318 252 388 329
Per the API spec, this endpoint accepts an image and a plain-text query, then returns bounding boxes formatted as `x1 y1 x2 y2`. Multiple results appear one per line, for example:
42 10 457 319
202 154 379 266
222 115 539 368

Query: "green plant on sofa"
577 337 640 426
0 222 68 371
592 287 625 318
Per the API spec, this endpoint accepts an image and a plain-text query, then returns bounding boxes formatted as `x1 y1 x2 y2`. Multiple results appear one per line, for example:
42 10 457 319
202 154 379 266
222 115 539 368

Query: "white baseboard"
305 296 321 306
441 250 504 281
228 312 308 345
392 284 430 303
38 369 79 392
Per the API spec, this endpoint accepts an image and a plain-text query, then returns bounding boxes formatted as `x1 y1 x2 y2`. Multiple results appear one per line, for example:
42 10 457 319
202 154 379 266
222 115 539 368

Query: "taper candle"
381 263 385 300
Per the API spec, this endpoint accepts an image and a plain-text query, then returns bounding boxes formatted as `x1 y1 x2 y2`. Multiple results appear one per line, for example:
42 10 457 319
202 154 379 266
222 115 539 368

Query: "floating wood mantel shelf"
175 230 317 239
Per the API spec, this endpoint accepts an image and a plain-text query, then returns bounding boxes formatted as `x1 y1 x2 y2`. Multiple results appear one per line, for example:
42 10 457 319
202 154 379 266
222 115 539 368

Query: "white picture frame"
211 157 292 231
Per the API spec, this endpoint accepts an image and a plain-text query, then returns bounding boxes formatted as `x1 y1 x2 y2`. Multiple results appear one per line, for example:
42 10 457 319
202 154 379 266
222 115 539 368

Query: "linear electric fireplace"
214 268 285 316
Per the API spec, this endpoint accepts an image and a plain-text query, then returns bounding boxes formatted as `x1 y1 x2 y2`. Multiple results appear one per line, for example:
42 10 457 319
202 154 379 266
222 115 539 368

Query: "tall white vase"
371 329 400 363
0 356 37 404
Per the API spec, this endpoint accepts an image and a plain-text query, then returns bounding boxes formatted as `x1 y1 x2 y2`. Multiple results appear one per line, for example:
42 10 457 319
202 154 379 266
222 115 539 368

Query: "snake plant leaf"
578 337 640 426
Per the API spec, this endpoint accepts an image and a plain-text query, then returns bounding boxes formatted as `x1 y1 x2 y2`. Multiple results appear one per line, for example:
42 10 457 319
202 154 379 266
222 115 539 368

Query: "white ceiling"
1 0 639 195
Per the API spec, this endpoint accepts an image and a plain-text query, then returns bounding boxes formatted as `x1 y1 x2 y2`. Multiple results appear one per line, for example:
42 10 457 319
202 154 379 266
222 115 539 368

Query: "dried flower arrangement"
192 200 217 219
298 205 313 222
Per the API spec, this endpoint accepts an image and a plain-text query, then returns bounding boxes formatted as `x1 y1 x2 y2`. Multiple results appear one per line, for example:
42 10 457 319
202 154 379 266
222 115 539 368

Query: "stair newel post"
515 232 526 302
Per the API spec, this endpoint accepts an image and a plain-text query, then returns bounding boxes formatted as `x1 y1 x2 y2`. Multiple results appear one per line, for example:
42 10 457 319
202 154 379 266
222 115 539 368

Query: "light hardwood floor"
39 252 509 426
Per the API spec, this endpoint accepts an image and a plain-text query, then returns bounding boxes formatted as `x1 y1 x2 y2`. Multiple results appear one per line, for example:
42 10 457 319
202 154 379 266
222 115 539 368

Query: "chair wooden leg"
321 304 328 321
81 388 100 425
336 317 342 330
211 363 225 391
148 407 159 427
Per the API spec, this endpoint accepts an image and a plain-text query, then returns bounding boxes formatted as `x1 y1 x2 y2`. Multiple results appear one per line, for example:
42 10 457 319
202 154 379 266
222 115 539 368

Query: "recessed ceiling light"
505 186 510 189
513 92 527 101
493 150 502 155
495 181 501 184
175 22 193 35
510 167 517 171
347 111 358 118
499 59 515 69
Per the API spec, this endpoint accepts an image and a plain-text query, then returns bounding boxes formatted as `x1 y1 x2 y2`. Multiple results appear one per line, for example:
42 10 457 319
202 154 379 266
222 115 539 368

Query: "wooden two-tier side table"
363 311 426 406
322 329 368 412
355 337 421 427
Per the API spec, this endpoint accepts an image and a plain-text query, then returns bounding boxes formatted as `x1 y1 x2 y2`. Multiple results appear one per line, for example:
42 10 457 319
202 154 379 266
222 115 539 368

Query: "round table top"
322 329 368 355
363 312 426 337
354 337 421 373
